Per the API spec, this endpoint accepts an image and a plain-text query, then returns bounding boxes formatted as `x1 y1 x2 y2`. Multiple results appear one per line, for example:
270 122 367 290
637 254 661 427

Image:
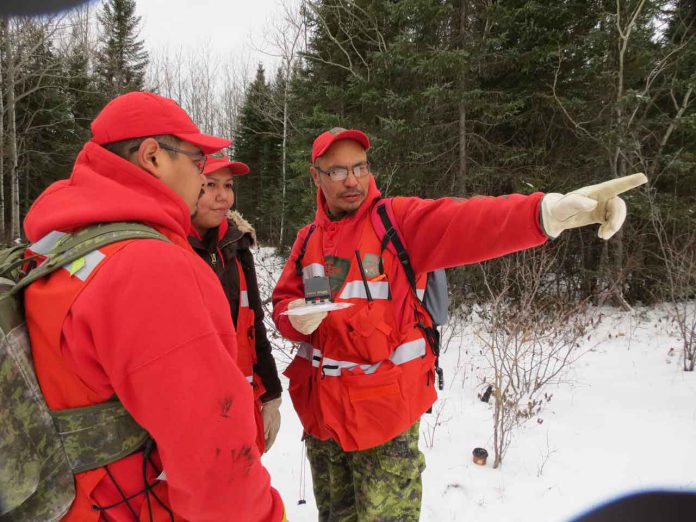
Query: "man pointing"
272 127 646 522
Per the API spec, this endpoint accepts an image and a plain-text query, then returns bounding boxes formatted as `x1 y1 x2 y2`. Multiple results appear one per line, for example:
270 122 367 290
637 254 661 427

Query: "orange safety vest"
284 218 437 451
24 233 177 522
233 257 266 453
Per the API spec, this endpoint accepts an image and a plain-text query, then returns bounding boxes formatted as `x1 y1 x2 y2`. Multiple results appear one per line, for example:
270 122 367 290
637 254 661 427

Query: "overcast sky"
135 0 284 73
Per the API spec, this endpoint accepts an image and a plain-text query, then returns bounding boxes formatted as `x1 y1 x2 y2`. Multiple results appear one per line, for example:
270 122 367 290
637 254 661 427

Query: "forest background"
1 0 694 312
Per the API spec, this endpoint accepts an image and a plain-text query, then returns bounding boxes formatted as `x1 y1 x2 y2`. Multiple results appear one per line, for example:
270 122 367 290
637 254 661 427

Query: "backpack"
370 197 448 391
0 222 168 522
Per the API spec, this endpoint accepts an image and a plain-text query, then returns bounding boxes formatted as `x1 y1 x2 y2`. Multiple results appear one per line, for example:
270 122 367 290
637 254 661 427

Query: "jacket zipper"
218 238 236 250
211 233 240 267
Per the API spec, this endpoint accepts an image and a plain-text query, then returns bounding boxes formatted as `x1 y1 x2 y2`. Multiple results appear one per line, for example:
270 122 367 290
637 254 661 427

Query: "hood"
23 142 193 242
314 175 382 227
227 211 256 246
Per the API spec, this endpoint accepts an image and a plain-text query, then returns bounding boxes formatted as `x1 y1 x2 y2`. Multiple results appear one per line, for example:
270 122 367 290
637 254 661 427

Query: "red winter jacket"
23 142 284 521
272 175 548 341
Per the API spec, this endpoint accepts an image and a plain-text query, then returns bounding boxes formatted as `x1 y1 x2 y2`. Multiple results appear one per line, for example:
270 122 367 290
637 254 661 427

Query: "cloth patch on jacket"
362 254 381 278
325 255 350 297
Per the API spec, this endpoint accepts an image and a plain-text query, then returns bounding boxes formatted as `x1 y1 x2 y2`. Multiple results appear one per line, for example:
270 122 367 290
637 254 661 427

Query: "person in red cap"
22 92 285 521
189 153 282 455
271 127 646 520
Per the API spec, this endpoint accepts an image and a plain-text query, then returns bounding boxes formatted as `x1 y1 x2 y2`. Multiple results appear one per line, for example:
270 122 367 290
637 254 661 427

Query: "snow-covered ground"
255 248 696 522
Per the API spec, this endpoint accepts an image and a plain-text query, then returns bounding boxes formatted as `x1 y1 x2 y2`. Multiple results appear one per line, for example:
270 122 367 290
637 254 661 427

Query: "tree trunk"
280 69 289 247
4 17 19 242
456 0 468 195
458 101 468 195
0 20 6 242
606 0 647 306
612 154 627 296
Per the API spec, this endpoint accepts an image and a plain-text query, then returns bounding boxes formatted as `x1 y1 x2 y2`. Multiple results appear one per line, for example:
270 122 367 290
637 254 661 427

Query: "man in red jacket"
272 127 646 521
23 92 285 521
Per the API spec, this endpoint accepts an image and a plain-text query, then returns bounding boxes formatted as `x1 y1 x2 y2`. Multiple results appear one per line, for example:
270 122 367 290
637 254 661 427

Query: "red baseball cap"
203 153 250 176
311 127 370 164
90 91 231 154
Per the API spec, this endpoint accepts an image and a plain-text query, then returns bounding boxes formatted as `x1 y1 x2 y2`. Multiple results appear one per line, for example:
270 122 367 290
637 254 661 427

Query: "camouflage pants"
306 422 425 522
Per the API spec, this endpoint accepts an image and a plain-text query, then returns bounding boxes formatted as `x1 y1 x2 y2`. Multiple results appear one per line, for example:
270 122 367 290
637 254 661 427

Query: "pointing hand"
541 173 648 239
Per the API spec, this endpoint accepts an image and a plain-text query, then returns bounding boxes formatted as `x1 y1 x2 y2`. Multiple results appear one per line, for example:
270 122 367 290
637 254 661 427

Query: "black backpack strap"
295 224 317 276
376 203 445 392
418 320 444 391
376 204 418 293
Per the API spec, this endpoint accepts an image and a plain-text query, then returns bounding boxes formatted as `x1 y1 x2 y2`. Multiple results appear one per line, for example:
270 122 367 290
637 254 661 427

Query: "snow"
254 247 696 521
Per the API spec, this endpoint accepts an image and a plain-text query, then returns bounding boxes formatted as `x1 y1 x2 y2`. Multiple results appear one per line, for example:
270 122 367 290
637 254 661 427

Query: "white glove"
261 397 282 453
287 298 327 335
541 173 647 239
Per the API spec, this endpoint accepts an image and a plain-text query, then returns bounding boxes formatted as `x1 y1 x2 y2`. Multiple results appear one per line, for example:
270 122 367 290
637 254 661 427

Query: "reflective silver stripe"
297 342 312 360
416 288 425 300
339 281 390 300
64 250 106 282
297 338 427 377
30 230 67 255
321 357 382 376
240 290 249 308
297 342 322 367
302 263 325 279
388 338 426 365
245 375 254 383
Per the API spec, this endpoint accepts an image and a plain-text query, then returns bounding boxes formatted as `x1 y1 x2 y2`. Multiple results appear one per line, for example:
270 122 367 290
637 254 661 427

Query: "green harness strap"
51 398 151 474
14 222 169 294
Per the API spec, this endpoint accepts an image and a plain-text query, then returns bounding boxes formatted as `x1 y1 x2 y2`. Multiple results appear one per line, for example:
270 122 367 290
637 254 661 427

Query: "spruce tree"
234 65 283 244
95 0 148 98
65 19 106 139
270 0 692 304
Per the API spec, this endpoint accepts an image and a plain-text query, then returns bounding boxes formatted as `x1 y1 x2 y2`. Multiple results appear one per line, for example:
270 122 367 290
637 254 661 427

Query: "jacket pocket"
346 302 394 364
323 365 411 451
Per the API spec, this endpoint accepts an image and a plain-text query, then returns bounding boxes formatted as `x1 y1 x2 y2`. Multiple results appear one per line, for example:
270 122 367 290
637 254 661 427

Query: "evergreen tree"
234 65 283 244
280 0 693 305
95 0 148 98
1 18 87 241
65 16 107 140
637 0 696 301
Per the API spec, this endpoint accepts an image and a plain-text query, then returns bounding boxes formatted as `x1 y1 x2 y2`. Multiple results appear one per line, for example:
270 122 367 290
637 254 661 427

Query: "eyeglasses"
315 162 370 182
157 143 207 173
128 141 207 173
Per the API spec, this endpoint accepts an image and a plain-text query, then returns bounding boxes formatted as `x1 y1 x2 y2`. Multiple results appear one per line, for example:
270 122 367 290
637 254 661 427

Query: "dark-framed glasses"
316 162 370 182
128 141 207 173
157 143 207 173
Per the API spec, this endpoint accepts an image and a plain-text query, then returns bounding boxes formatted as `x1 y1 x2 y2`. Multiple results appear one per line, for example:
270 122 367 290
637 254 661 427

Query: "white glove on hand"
287 298 327 335
261 397 282 453
541 173 647 239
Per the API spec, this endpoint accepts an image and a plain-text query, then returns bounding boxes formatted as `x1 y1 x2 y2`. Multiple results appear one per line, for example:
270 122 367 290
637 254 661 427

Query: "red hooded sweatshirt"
273 175 548 341
23 142 284 521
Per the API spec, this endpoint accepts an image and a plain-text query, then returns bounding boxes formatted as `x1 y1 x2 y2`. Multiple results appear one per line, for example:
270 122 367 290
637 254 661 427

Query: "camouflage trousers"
306 422 425 522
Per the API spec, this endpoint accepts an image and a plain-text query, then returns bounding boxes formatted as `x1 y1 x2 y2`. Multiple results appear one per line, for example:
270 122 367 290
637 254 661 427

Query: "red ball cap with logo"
203 153 250 176
311 127 370 164
90 91 231 154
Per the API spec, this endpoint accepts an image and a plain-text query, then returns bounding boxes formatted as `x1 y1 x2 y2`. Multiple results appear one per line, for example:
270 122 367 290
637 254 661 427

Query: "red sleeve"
63 240 284 522
271 226 312 342
391 193 548 274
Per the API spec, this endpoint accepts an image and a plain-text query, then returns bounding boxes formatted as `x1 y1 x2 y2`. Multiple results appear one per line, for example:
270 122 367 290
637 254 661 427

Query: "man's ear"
309 166 320 188
135 138 163 178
